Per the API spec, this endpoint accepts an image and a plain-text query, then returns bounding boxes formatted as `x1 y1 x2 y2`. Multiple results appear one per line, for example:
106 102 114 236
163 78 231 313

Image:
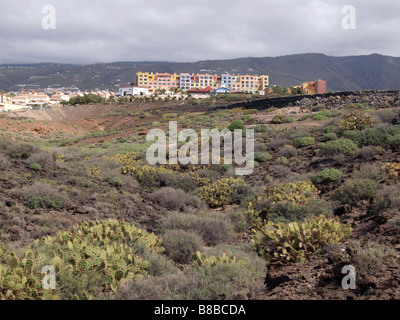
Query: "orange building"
301 79 326 95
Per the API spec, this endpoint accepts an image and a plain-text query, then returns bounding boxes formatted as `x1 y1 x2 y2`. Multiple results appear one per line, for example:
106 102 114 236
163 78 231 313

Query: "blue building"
179 73 192 91
215 87 231 94
221 74 233 88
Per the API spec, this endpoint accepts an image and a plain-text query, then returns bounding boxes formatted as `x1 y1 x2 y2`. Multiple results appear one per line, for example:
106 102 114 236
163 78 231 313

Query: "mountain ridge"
1 53 399 92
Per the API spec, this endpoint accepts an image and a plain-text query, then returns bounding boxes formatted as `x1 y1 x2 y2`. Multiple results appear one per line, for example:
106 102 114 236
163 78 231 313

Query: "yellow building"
260 75 269 90
137 72 180 91
231 74 268 92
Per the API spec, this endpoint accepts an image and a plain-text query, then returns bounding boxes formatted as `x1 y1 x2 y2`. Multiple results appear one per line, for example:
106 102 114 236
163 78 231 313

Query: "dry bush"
0 155 11 170
21 182 69 209
8 143 38 159
115 272 202 300
279 145 298 158
159 212 234 246
333 179 379 206
372 109 398 123
370 184 400 214
27 151 55 167
150 187 188 211
353 163 388 182
158 173 195 192
162 229 204 264
115 244 266 300
268 165 292 179
346 241 399 277
267 139 291 150
355 146 384 160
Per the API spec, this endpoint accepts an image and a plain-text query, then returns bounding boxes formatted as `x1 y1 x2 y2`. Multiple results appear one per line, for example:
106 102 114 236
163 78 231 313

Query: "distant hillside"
1 53 400 92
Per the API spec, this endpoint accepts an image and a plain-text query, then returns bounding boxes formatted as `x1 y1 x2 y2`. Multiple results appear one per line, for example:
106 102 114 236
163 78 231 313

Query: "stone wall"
217 90 400 111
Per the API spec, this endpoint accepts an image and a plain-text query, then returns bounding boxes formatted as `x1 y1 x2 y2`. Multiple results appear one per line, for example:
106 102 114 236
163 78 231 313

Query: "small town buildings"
301 79 326 95
50 92 72 102
179 73 192 91
117 86 150 97
11 92 50 106
137 72 180 91
215 87 231 94
187 86 214 94
136 72 269 93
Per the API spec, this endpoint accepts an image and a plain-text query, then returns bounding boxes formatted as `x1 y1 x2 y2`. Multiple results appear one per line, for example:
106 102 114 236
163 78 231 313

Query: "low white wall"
0 103 31 112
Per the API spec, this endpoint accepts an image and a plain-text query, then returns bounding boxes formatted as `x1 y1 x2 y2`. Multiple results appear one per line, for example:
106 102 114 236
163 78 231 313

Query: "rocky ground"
1 91 399 300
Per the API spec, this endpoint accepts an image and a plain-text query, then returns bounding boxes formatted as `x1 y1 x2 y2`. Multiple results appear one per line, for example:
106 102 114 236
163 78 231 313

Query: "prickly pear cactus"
251 215 352 264
0 219 161 300
199 177 246 208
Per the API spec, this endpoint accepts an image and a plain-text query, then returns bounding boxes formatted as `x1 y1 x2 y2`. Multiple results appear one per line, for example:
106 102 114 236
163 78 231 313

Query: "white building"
10 92 50 106
117 86 150 97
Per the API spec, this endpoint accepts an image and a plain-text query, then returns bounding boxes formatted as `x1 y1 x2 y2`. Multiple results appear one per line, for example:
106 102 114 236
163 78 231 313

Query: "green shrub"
319 110 334 117
271 114 287 124
105 176 123 187
322 133 338 141
293 137 315 148
254 152 272 162
228 120 245 131
323 125 337 133
388 134 400 146
241 115 252 122
313 168 343 184
313 114 328 121
284 117 295 123
319 139 358 156
29 163 42 171
345 103 368 111
282 129 311 141
254 125 269 133
275 156 289 165
334 179 379 206
343 126 392 147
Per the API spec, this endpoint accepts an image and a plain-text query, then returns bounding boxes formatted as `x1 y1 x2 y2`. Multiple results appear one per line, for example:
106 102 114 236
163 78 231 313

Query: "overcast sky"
0 0 399 64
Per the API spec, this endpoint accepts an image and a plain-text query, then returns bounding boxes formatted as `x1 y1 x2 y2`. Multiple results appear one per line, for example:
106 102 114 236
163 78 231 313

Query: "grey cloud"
0 0 398 64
